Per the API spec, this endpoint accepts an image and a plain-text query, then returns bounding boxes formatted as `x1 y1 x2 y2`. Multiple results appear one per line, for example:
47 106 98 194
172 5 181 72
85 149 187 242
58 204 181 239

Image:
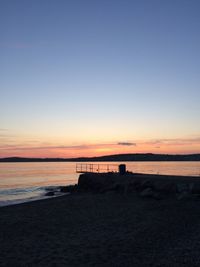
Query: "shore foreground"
1 179 200 266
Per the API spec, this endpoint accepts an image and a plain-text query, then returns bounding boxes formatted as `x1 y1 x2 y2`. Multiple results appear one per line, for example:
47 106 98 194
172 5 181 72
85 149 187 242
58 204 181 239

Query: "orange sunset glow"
1 137 200 158
1 0 200 159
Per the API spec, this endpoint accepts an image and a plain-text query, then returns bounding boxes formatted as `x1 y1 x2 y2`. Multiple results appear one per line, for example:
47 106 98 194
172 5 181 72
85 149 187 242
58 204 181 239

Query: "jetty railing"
76 163 119 173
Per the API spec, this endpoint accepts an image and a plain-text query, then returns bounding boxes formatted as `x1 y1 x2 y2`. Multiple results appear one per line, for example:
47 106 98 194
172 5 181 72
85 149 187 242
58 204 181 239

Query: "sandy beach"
1 189 200 267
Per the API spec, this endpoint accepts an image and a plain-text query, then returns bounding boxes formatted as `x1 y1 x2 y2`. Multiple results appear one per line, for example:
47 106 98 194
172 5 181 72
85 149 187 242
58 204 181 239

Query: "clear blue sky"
1 0 200 157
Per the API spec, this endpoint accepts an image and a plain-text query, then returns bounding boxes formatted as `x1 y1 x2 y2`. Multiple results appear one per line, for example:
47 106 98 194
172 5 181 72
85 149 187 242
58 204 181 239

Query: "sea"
0 161 200 207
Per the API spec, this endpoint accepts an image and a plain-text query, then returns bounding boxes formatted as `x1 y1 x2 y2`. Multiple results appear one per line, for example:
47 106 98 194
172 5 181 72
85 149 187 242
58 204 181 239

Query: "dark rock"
177 191 191 200
45 191 55 196
78 173 116 192
140 188 161 200
176 183 190 193
131 180 140 192
77 173 200 200
140 180 154 191
190 183 200 194
113 184 126 194
140 187 154 197
60 185 77 193
153 181 176 194
126 182 136 193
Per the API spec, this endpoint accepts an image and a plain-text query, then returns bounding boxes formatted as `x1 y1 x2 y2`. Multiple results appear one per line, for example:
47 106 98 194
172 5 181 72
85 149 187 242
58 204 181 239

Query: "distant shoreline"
0 153 200 162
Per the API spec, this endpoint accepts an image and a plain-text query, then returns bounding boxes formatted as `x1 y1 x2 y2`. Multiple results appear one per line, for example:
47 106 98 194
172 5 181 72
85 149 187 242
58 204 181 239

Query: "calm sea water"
0 161 200 206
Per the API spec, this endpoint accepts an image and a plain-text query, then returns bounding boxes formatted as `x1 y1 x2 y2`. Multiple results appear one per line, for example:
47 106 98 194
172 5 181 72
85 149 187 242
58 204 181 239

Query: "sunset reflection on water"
0 161 200 190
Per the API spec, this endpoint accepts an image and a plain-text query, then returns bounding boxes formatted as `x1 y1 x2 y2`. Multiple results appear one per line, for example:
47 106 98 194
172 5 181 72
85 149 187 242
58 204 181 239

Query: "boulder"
60 185 77 193
153 181 176 194
177 191 191 200
132 180 142 192
126 182 136 193
140 187 161 200
140 180 154 191
113 184 126 194
190 183 200 194
140 187 154 198
45 191 55 196
78 173 116 192
130 179 154 193
176 183 190 193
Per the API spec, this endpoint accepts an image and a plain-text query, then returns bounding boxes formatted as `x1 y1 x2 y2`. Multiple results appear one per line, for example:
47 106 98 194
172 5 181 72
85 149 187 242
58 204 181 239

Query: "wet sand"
1 192 200 266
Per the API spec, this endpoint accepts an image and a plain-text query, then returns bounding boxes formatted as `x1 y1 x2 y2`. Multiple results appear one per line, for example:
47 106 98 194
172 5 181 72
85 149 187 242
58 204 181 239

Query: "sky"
0 0 200 158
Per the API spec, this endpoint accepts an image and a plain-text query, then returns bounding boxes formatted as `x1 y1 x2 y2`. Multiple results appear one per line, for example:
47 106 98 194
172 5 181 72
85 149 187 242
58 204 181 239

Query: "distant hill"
0 153 200 162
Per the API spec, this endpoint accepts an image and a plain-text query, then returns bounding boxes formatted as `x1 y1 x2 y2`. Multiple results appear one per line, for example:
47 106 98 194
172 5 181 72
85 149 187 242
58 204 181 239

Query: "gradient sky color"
1 0 200 158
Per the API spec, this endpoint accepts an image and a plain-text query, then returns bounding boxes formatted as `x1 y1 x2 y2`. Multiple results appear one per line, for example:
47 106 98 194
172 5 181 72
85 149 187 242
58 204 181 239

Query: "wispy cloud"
143 137 200 146
117 142 137 146
0 143 114 151
0 144 87 151
1 137 199 151
0 129 10 138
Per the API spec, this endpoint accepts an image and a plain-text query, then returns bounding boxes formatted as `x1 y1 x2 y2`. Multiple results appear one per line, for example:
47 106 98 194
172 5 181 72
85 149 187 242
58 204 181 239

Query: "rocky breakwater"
77 172 200 200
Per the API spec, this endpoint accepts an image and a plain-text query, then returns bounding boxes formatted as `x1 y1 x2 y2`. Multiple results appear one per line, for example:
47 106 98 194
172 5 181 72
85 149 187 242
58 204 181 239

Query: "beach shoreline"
1 179 200 266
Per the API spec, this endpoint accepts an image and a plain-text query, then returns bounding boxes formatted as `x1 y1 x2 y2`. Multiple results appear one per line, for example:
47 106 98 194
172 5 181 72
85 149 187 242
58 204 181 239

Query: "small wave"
0 185 65 207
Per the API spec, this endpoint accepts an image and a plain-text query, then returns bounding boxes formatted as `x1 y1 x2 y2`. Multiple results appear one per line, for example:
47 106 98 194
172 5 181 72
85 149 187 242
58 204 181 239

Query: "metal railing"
76 163 119 173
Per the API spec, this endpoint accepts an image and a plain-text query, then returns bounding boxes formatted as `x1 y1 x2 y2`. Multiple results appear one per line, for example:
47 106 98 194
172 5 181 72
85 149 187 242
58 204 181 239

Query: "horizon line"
1 152 200 160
